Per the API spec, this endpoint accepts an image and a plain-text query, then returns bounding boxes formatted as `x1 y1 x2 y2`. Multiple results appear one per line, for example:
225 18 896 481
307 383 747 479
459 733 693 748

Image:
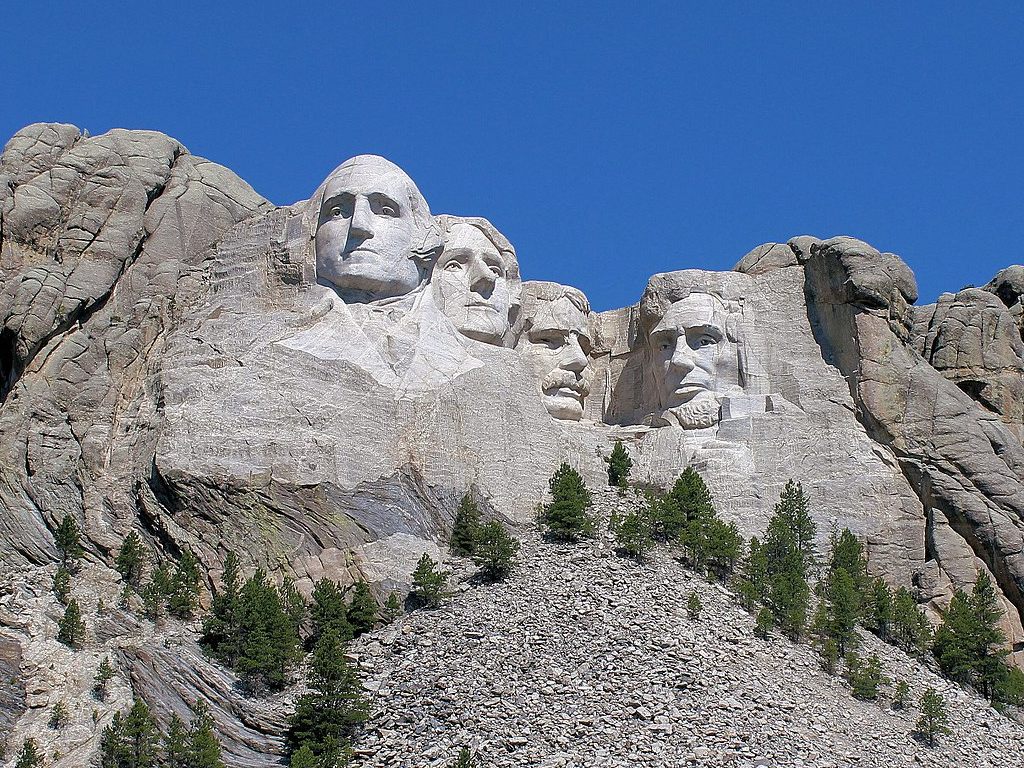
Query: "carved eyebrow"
368 192 401 213
687 324 724 340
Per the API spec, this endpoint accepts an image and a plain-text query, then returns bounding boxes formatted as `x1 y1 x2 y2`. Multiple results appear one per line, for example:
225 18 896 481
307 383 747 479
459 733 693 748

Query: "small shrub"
754 607 774 639
452 746 477 767
57 598 86 648
687 591 702 621
540 463 595 541
605 440 632 488
94 656 115 701
611 507 654 561
450 494 482 556
892 679 910 710
845 652 887 701
410 553 449 608
52 566 71 604
55 513 84 571
472 520 521 582
382 591 403 623
347 581 378 636
820 638 839 675
115 531 146 589
915 687 950 747
48 700 69 729
14 737 42 768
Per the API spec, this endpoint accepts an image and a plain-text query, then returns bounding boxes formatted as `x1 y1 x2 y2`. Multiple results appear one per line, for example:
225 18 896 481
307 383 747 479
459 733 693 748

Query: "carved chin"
542 392 584 421
659 392 721 429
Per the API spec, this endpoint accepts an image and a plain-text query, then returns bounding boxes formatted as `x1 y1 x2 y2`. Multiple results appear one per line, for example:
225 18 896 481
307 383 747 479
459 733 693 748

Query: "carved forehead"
441 223 503 257
438 215 520 281
322 155 424 205
652 294 727 335
529 297 591 336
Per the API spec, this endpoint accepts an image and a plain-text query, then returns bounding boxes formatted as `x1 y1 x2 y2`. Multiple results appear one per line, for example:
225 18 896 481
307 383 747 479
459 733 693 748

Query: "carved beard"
658 391 722 429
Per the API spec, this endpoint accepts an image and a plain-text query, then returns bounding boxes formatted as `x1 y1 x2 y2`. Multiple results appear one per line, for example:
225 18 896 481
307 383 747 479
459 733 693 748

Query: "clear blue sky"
3 2 1022 310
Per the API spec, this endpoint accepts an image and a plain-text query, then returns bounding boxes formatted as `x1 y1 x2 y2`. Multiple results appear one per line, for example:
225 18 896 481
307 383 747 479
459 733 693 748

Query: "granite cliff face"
2 123 1024 761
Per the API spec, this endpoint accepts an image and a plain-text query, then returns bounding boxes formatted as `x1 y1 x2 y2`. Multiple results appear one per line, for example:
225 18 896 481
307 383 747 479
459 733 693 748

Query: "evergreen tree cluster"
932 571 1019 702
734 480 817 641
539 463 595 541
99 698 225 768
448 493 521 582
604 440 633 489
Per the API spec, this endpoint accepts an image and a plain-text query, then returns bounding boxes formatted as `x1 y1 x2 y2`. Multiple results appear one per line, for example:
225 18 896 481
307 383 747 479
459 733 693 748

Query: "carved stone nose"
670 341 696 374
561 335 588 373
348 197 374 239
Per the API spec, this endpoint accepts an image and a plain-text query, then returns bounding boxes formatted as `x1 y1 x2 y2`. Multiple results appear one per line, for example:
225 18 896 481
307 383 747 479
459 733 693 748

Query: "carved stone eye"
330 206 343 217
698 335 718 347
444 261 463 271
381 205 397 217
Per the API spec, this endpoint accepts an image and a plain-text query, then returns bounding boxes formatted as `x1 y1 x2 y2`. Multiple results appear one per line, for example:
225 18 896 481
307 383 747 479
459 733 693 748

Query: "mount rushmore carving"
2 124 1023 676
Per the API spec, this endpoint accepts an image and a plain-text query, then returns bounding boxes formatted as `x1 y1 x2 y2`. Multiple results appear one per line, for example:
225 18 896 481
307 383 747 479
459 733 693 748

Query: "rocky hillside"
5 489 1024 767
350 488 1024 768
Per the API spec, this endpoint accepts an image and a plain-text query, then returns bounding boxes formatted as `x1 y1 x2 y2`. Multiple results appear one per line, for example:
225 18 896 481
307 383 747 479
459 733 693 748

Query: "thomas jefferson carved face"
433 220 519 345
314 156 434 303
517 284 592 420
649 293 730 428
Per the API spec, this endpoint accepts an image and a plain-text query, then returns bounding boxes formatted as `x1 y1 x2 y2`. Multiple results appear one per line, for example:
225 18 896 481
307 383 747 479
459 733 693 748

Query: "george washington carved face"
314 155 438 303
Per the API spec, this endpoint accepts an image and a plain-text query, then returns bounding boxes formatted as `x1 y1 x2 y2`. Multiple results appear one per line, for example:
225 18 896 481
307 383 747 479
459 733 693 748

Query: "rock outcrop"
2 122 1024 762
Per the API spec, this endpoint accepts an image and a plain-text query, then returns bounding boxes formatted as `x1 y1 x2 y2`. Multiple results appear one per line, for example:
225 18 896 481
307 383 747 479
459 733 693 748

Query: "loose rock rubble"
350 489 1024 768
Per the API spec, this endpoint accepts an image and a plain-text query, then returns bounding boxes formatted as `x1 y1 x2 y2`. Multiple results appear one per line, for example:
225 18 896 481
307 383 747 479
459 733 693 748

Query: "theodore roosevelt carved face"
517 282 593 420
647 292 735 429
432 216 521 346
314 155 439 303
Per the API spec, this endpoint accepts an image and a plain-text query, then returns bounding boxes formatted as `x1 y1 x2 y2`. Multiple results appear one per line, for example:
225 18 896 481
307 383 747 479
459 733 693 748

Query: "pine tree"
281 577 308 640
289 745 319 768
704 518 743 581
933 571 1008 698
654 468 712 543
163 714 190 766
346 581 378 636
100 698 161 768
142 562 172 622
687 591 702 620
611 507 654 561
827 529 869 597
310 578 353 646
916 688 950 747
186 701 226 768
14 738 42 768
235 570 301 692
472 520 521 581
382 592 403 623
540 463 594 541
55 513 84 571
605 440 632 488
863 577 893 640
967 571 1009 699
168 550 202 620
449 493 482 556
822 566 860 654
57 598 86 648
201 552 243 664
95 656 115 701
767 480 817 570
115 532 147 589
762 482 816 641
820 638 839 674
48 700 69 729
52 566 71 604
288 630 369 766
890 586 932 656
845 652 886 700
754 606 774 639
892 680 910 710
734 536 768 612
410 553 449 609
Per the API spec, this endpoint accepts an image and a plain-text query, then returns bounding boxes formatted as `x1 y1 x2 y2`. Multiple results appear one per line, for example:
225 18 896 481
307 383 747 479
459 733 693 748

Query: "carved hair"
519 281 591 322
639 282 741 342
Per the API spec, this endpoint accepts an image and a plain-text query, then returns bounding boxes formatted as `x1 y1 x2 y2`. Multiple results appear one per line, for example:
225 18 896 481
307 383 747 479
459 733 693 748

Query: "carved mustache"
542 370 591 398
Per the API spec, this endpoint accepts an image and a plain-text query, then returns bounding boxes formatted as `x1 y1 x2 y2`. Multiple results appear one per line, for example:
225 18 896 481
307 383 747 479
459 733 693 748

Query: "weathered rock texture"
1 123 1024 762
